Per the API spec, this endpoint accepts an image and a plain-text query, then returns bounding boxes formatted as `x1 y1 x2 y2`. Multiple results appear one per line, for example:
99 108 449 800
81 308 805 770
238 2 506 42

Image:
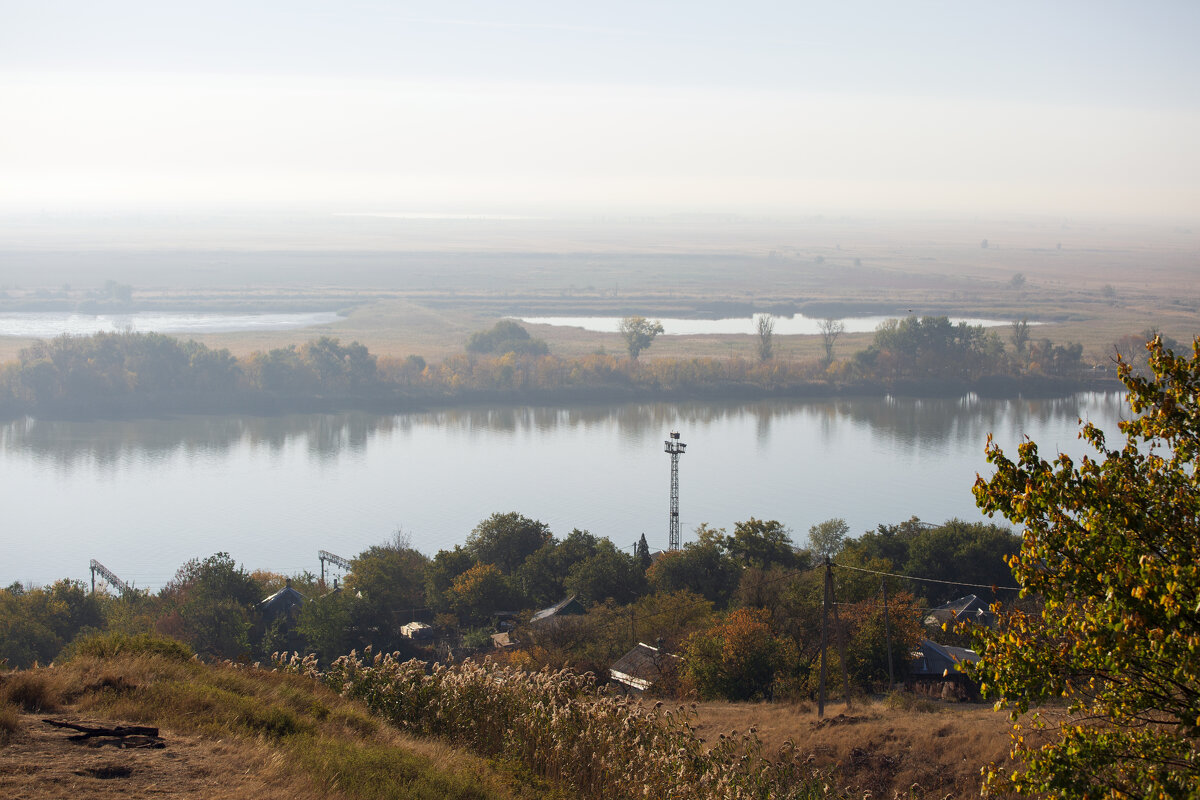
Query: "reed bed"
278 649 833 800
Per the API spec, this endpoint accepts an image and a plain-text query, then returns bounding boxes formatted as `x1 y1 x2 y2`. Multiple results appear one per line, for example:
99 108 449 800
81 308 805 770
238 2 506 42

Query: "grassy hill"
0 635 552 800
0 634 1017 799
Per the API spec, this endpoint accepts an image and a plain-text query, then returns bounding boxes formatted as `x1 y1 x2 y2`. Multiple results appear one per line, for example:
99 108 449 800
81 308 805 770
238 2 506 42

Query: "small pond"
0 311 341 339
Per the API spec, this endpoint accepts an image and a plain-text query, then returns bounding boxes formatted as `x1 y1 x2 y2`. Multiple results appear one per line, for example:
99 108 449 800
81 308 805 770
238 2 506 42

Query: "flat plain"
0 213 1196 366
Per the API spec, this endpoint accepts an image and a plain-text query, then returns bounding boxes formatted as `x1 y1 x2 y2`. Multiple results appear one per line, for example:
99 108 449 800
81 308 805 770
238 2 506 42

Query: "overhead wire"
831 561 1020 592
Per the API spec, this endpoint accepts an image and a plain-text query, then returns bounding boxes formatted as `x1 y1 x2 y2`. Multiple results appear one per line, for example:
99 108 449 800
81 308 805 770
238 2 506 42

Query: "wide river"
2 393 1129 591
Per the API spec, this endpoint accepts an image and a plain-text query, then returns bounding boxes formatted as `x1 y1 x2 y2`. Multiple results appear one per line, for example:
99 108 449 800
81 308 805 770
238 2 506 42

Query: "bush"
67 632 194 662
0 671 60 712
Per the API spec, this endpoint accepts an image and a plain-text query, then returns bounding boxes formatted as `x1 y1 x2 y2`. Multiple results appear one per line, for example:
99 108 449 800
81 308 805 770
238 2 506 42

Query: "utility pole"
832 565 852 710
818 557 852 717
882 579 896 690
664 431 687 551
818 558 830 717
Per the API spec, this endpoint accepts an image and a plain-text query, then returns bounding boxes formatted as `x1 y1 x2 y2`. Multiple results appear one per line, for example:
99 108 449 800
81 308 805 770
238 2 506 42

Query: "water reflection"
0 412 401 470
1 393 1128 468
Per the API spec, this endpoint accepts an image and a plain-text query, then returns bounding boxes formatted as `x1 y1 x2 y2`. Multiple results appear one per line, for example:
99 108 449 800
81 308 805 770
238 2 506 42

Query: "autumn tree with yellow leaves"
972 336 1200 798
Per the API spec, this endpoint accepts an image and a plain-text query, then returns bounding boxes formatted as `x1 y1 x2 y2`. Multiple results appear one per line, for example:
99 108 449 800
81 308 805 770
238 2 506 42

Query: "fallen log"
42 719 160 739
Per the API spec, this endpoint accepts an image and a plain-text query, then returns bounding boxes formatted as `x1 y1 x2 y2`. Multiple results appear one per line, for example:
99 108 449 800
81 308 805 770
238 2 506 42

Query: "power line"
831 561 1020 592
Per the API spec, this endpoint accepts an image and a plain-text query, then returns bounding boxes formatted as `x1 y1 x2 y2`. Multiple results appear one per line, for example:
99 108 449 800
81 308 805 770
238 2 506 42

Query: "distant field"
1 214 1196 366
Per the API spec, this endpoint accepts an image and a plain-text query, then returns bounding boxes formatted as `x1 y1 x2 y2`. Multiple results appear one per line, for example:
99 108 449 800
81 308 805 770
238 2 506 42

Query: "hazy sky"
2 1 1198 218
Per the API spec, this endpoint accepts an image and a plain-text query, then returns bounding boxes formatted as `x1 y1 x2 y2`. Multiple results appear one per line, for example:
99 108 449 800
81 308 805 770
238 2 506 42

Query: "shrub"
0 671 60 712
67 632 194 662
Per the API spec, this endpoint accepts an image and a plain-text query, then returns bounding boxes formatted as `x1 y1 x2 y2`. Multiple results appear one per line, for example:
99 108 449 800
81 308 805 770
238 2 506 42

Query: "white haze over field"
1 1 1198 220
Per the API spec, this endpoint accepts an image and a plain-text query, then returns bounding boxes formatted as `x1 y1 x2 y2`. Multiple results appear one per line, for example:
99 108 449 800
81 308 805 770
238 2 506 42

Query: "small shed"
531 595 586 624
491 631 518 649
259 581 306 622
401 621 433 640
923 595 996 629
609 642 680 694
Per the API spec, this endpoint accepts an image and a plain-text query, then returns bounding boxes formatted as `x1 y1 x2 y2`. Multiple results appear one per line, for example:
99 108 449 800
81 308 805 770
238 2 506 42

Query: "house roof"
609 642 680 691
923 594 996 627
531 595 585 623
259 585 306 616
910 638 979 676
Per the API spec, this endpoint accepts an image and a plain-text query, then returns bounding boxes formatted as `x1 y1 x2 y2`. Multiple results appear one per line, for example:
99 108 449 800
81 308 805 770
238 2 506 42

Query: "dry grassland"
691 697 1015 799
0 652 546 800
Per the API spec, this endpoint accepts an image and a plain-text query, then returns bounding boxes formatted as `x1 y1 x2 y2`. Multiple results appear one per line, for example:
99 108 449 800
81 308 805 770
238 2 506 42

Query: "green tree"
725 518 797 569
157 553 262 659
618 316 664 360
425 546 475 613
564 539 646 605
0 580 106 668
1010 318 1030 357
466 512 553 574
647 524 740 607
902 519 1019 604
295 589 356 663
683 608 796 701
840 517 1018 605
971 335 1200 798
346 536 429 614
448 563 518 625
465 319 549 356
635 533 652 571
807 518 849 561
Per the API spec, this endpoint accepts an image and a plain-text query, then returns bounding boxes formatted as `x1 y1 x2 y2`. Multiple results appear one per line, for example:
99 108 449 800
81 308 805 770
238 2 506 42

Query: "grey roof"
910 638 979 676
924 594 996 627
260 585 305 611
531 595 585 623
609 642 680 691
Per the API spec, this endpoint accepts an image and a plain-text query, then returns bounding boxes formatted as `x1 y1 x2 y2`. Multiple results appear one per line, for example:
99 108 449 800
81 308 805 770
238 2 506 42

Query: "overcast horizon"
3 1 1199 222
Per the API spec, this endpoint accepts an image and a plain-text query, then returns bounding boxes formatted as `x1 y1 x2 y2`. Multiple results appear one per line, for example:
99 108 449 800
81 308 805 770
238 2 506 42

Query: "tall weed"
279 650 833 800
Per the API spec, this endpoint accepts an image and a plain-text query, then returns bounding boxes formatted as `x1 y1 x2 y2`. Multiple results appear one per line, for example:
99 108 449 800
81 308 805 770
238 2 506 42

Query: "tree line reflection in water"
0 392 1128 470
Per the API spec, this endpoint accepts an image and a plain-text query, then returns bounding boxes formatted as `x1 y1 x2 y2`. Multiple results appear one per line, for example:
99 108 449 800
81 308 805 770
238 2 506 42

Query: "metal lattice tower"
319 550 352 586
89 559 131 595
664 431 687 550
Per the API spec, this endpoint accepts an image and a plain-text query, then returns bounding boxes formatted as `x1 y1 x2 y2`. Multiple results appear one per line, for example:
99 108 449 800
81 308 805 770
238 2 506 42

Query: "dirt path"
0 711 300 800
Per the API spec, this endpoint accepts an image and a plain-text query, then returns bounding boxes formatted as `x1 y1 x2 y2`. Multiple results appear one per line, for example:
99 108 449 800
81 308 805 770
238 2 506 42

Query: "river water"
1 393 1129 591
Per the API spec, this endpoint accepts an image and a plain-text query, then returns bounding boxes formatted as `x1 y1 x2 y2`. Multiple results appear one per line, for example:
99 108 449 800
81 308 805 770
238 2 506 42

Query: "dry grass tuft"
0 700 20 743
0 670 62 713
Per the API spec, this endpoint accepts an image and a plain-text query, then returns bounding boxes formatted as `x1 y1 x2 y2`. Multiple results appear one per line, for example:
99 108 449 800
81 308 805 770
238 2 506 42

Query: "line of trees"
0 317 1103 420
1 512 1020 705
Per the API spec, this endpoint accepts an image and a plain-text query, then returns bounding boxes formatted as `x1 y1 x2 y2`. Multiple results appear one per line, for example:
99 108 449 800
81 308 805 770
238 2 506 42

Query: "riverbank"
0 371 1120 423
0 328 1120 422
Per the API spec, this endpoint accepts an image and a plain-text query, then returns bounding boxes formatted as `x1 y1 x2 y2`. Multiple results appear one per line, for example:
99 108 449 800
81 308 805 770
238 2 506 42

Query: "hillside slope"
0 639 549 800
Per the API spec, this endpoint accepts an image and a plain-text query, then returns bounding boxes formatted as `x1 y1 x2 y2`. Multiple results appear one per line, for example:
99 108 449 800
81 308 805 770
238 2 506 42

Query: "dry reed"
278 649 835 800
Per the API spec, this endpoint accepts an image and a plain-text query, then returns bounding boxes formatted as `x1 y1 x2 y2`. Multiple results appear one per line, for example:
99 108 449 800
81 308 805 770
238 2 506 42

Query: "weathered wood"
42 719 160 738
